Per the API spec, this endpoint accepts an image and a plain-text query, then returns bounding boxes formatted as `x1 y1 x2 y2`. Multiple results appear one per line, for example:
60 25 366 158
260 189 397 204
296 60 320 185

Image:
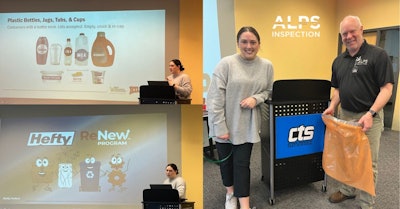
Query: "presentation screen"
0 0 179 104
0 113 170 209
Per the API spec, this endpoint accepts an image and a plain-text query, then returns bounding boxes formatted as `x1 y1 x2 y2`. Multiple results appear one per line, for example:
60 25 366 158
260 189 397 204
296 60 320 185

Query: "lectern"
142 188 194 209
139 85 176 104
261 79 331 205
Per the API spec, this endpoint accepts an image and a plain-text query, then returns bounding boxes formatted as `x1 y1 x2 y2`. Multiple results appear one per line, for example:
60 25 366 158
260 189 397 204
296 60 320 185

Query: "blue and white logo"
275 113 325 159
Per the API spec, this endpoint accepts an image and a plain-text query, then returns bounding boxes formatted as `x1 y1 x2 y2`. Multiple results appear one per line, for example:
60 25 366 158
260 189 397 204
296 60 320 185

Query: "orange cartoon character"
107 153 128 192
31 157 54 191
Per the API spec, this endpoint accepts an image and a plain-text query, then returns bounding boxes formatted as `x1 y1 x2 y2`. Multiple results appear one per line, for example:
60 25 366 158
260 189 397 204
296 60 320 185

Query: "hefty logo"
27 132 75 146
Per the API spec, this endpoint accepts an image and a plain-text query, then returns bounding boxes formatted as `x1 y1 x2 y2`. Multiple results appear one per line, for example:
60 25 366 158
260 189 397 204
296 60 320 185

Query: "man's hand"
358 113 373 132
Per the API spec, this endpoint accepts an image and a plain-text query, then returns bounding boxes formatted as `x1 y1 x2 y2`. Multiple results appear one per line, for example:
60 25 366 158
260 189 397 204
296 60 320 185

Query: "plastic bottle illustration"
91 32 115 67
36 36 48 65
50 43 62 65
75 33 89 66
64 38 73 66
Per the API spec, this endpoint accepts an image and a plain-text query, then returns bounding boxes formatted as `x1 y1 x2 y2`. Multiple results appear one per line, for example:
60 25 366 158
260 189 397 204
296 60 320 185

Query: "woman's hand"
240 97 256 109
166 78 174 86
217 133 230 140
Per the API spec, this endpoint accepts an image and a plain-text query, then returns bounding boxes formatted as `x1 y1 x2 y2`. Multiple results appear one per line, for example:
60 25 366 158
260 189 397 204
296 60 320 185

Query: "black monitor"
149 184 173 190
147 80 170 86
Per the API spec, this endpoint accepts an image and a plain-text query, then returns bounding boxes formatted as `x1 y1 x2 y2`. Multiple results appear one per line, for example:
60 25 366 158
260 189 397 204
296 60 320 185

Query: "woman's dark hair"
171 59 185 71
166 163 179 174
236 26 260 43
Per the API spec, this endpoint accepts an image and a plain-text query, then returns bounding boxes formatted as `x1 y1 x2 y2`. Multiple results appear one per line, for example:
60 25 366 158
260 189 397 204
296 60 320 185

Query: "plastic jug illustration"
91 32 115 67
75 33 89 66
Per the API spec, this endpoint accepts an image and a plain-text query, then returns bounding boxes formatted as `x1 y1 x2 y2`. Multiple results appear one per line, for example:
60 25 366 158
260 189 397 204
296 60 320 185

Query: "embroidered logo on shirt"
352 56 368 74
355 56 368 66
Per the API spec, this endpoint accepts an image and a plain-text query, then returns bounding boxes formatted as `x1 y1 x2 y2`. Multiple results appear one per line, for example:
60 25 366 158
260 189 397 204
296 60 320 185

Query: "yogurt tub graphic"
91 70 105 84
40 70 63 82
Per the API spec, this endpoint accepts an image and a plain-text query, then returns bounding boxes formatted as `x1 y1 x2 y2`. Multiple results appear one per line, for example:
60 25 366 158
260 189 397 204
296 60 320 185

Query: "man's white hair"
340 15 363 32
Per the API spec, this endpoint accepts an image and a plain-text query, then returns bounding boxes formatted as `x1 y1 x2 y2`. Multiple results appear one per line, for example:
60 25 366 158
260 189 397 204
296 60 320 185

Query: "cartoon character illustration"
79 155 101 192
107 153 128 192
58 163 72 188
32 157 54 191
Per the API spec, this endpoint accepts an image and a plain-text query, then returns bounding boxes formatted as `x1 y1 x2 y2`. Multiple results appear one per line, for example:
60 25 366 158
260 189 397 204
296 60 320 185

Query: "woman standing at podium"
206 26 274 209
163 163 186 201
166 59 192 101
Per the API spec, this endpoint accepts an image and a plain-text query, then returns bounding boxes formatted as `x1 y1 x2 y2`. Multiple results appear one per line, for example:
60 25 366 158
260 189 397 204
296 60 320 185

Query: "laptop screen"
149 184 173 190
147 81 170 86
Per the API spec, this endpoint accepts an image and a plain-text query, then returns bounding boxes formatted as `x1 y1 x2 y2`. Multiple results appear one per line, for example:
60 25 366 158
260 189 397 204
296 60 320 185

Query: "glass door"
378 28 399 128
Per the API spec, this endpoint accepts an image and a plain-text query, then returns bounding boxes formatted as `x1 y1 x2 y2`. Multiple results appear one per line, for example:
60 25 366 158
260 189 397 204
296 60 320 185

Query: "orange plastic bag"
322 115 375 196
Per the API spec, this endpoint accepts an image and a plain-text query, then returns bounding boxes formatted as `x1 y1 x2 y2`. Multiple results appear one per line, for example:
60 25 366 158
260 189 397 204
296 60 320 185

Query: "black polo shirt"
331 40 394 113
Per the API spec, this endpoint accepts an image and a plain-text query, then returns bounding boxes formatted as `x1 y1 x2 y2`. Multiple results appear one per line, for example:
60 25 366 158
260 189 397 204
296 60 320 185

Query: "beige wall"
234 0 338 81
180 0 203 105
180 105 203 209
180 1 203 208
336 0 399 29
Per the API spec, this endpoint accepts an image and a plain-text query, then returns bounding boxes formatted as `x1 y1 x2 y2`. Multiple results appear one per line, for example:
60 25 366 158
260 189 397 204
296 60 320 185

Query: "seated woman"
166 59 192 102
163 163 186 201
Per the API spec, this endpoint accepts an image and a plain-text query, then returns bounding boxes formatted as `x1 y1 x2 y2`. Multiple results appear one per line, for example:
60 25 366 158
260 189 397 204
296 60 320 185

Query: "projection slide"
0 10 165 103
0 113 169 209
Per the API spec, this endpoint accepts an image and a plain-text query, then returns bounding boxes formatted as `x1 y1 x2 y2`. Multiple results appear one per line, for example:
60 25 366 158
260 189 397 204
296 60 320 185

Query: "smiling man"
323 15 394 209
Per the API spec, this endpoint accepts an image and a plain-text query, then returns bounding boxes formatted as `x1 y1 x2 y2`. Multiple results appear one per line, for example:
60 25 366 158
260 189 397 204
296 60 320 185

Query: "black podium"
139 85 176 104
139 85 192 104
142 189 195 209
261 79 331 205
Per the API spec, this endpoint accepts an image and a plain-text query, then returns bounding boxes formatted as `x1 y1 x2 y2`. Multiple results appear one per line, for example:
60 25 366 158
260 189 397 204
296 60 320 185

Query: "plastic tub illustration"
91 70 105 84
40 70 63 82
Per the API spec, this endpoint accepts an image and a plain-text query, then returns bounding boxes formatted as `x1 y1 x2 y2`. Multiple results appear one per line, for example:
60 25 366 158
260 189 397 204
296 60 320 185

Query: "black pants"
216 142 253 197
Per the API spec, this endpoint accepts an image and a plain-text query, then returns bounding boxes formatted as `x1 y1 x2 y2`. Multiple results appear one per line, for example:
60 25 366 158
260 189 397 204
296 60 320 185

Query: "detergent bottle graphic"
91 32 115 67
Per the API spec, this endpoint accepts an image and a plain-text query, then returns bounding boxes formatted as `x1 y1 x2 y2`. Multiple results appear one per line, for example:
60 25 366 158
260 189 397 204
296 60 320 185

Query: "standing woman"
166 59 193 101
206 26 274 209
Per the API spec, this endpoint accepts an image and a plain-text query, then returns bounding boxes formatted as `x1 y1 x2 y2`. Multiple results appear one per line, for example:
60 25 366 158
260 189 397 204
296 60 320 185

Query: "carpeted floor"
203 128 400 209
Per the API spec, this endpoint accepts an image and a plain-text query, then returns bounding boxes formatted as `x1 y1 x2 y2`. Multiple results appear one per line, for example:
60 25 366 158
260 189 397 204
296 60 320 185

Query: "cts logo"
27 132 75 146
288 125 314 142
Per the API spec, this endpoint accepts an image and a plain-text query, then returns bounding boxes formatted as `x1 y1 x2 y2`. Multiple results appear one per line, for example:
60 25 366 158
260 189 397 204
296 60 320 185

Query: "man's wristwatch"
368 109 377 117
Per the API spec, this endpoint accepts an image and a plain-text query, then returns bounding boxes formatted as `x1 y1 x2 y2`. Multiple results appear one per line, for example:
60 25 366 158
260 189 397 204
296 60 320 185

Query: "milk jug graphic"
75 33 89 66
91 32 115 67
36 36 48 65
